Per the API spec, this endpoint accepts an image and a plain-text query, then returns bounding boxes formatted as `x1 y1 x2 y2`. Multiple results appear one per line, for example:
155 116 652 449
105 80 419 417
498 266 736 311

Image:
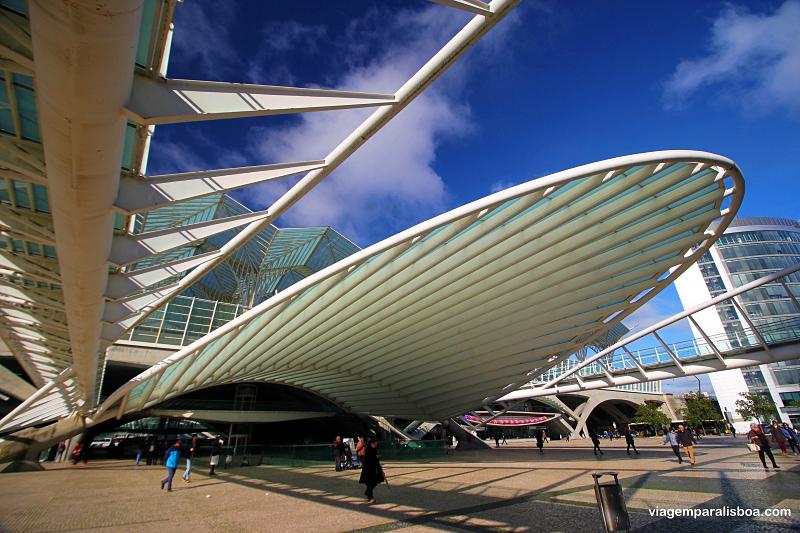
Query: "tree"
681 392 721 429
735 392 777 423
633 402 670 428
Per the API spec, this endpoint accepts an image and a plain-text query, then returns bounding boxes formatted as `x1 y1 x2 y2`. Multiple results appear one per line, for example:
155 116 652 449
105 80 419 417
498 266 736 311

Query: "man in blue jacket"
160 439 182 492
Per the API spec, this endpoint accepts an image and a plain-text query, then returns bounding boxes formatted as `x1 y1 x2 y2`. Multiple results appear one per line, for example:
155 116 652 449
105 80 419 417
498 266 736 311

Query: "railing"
505 262 800 399
536 316 800 382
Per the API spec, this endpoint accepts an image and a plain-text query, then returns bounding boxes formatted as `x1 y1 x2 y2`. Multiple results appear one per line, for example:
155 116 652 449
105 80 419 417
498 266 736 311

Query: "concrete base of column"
0 460 45 473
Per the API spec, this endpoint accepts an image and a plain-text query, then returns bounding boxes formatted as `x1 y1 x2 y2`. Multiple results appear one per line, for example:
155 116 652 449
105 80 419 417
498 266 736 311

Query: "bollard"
591 472 630 533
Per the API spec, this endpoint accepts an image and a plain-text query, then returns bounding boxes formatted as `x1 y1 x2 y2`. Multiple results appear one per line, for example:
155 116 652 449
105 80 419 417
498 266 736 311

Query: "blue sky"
150 0 800 394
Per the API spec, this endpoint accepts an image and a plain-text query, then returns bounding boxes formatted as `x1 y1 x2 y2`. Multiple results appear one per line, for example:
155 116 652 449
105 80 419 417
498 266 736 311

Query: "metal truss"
499 262 800 401
0 0 519 422
40 149 744 434
0 1 64 387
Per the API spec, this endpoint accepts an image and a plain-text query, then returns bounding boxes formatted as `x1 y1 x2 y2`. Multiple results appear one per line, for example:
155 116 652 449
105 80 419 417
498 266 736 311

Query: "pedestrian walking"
356 435 366 460
730 424 736 439
748 423 780 470
676 424 696 465
768 420 788 457
590 429 603 456
781 423 799 455
494 434 500 448
160 439 182 492
146 439 156 465
183 434 197 483
535 428 544 454
664 428 682 464
343 440 354 469
359 438 385 504
135 443 142 466
55 441 66 463
334 436 345 471
209 439 222 475
501 433 508 445
71 442 84 465
624 427 639 456
156 439 167 465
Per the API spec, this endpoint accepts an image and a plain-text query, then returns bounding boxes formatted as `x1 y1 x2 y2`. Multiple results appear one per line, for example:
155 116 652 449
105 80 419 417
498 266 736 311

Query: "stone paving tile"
1 437 799 532
553 487 719 509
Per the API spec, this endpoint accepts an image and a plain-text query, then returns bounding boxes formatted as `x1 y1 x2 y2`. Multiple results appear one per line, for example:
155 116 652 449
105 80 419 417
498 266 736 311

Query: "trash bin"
592 471 630 533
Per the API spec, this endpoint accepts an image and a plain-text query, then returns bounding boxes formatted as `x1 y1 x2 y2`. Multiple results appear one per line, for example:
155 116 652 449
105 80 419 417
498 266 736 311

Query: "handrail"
530 262 800 391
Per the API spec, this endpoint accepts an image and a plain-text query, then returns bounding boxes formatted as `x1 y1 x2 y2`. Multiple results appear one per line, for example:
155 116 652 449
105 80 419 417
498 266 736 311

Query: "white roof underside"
72 150 742 424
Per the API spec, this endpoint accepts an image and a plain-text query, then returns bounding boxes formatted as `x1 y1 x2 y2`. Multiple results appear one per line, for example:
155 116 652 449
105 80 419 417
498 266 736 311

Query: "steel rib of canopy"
0 0 177 414
0 0 513 429
86 150 744 423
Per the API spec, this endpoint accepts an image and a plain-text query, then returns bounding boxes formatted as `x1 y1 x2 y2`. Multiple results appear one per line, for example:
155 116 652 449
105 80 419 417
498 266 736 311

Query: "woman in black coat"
359 439 384 503
748 423 780 470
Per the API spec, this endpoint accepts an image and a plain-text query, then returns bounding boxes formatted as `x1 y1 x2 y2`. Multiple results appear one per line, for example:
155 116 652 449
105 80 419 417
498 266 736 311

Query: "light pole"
694 376 702 395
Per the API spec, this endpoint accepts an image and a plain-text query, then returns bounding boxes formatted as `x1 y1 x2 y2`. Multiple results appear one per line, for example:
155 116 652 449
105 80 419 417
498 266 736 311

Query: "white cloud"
246 21 328 85
163 3 522 244
490 180 518 194
622 292 691 335
238 5 519 243
664 1 800 116
147 129 247 175
172 2 238 78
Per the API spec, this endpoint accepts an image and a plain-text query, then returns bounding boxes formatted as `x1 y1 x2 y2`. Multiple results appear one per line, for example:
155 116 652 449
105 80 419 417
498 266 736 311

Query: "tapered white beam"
124 74 397 125
1 308 67 329
0 204 55 242
0 143 47 184
0 367 74 431
102 283 179 323
0 363 36 401
106 250 220 299
96 150 742 423
2 314 69 333
0 251 61 283
0 43 33 73
687 315 727 366
108 211 269 266
115 160 326 214
0 288 65 310
431 0 491 15
119 0 521 339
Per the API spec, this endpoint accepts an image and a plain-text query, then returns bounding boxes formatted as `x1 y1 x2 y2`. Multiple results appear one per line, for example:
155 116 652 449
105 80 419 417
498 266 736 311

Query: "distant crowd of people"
746 420 799 470
46 416 798 505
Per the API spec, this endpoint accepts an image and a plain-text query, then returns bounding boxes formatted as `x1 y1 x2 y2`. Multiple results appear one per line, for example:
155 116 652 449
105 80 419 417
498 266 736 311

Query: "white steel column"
28 0 145 404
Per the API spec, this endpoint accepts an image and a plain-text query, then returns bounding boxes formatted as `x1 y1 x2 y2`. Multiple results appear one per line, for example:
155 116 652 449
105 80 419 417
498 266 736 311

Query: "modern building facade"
674 217 800 431
0 0 766 465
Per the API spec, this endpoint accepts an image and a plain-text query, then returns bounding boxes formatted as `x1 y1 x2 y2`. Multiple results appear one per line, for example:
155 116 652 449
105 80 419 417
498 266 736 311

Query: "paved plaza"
1 437 799 532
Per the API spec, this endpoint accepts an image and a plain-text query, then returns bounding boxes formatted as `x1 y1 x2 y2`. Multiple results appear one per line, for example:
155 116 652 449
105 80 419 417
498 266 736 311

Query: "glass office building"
674 217 800 429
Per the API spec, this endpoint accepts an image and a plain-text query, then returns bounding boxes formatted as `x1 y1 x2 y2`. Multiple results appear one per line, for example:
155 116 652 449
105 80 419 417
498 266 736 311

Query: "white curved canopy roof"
0 0 519 432
82 150 743 423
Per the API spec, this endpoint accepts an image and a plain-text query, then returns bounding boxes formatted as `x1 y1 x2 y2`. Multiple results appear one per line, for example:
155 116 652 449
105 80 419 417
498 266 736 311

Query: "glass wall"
121 295 248 346
700 219 800 415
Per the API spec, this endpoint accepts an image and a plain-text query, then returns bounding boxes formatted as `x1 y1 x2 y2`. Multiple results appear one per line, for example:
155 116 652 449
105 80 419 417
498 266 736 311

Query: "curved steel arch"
48 150 746 427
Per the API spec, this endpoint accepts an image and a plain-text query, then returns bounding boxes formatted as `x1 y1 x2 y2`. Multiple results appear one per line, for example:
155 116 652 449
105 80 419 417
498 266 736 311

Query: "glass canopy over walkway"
0 0 519 439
